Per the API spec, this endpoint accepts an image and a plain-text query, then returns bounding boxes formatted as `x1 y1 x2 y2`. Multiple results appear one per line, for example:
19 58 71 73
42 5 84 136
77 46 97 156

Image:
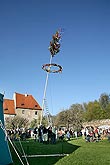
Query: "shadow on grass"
9 139 80 165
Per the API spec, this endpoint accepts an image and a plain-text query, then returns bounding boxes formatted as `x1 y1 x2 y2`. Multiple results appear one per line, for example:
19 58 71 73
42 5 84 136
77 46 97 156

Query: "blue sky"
0 0 110 115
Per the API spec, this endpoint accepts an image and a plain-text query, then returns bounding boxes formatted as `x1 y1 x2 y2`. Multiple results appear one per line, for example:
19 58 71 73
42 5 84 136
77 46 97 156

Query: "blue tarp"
0 93 13 165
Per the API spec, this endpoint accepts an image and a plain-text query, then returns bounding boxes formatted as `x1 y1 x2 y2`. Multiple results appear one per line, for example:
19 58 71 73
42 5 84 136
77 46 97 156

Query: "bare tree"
5 116 29 130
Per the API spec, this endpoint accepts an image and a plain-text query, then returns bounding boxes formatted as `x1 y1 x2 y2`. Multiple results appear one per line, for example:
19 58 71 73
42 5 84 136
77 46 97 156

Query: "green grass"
9 138 110 165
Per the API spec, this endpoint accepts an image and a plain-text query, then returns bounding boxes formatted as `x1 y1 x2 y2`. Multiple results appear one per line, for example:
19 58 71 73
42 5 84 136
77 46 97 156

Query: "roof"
15 93 42 110
3 99 16 115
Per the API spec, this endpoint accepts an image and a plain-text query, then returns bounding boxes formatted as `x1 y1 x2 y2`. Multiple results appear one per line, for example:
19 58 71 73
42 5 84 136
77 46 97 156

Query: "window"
35 111 37 115
22 110 25 114
4 108 8 110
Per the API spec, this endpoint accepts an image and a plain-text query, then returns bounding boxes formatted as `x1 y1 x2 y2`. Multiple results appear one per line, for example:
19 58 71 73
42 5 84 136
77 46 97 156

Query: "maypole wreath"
42 63 63 73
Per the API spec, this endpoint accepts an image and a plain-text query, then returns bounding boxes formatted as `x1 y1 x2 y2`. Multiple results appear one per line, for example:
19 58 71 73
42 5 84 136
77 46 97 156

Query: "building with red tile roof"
4 99 16 116
3 92 42 124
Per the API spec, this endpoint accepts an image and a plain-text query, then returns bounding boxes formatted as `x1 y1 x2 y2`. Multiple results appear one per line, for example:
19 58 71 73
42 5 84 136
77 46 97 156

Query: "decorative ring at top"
42 63 63 73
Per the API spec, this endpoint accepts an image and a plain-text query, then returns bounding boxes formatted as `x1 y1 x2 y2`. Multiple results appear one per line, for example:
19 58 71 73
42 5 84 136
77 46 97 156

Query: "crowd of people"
34 125 57 144
6 125 110 143
33 126 84 144
7 128 31 141
6 125 80 143
81 126 110 142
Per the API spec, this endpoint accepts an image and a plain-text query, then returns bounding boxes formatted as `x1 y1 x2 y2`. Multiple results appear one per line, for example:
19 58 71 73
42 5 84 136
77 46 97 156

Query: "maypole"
40 55 53 125
40 29 63 125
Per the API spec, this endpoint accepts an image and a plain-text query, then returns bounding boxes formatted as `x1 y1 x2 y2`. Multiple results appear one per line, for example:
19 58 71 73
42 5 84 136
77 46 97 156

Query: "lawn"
9 138 110 165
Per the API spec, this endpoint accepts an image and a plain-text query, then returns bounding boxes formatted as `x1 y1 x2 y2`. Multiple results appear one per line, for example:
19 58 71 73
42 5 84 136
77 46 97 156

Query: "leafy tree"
84 101 102 121
105 103 110 118
99 93 110 110
83 99 110 121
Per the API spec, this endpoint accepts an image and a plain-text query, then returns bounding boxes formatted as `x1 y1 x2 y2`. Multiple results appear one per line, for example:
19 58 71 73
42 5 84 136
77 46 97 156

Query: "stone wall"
83 119 110 128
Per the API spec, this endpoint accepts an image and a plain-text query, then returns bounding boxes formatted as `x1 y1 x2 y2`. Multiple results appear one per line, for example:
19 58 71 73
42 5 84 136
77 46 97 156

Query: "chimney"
25 93 28 97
